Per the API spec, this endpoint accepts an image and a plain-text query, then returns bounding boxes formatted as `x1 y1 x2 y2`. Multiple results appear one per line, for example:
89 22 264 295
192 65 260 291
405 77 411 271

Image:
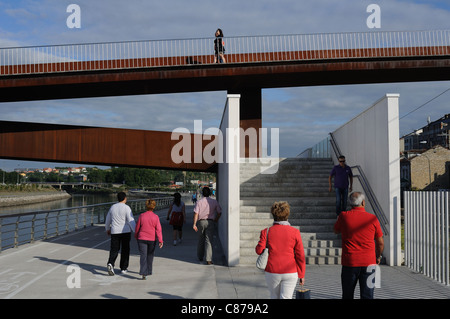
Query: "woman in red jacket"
135 199 163 280
255 201 306 299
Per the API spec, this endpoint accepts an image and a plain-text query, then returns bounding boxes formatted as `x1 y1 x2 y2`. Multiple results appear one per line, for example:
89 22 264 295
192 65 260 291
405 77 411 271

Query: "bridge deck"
1 205 449 300
1 46 449 76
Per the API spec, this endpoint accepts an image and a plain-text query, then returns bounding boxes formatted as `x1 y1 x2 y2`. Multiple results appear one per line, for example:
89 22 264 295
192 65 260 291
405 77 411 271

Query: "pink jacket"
134 211 163 243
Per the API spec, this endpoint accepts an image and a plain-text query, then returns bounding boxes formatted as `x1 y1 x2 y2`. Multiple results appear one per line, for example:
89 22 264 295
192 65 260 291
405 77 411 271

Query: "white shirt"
105 202 135 234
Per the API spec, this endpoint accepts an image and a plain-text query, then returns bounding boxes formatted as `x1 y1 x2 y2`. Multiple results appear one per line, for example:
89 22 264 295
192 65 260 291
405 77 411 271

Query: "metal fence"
1 30 449 76
0 197 172 252
404 191 450 286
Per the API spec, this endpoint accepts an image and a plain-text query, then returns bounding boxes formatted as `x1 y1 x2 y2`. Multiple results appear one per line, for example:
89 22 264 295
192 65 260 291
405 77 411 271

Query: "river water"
0 192 190 215
0 193 117 215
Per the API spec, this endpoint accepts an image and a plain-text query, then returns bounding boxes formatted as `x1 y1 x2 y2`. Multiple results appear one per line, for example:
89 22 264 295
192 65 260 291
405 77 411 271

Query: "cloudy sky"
0 0 449 171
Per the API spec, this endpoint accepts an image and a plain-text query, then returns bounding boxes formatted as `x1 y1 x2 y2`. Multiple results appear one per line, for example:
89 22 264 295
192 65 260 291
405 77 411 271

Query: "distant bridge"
28 182 110 190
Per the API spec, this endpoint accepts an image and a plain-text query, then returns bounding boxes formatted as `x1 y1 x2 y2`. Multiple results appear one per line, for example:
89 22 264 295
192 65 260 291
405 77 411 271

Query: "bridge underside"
1 55 450 102
0 120 217 172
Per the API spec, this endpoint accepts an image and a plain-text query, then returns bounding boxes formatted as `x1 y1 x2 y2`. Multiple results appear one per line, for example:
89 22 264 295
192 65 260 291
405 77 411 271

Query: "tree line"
1 167 215 189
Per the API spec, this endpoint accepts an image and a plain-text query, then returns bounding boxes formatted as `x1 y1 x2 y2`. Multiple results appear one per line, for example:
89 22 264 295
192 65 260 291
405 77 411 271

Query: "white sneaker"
178 238 182 244
107 263 115 276
121 269 128 274
173 240 177 246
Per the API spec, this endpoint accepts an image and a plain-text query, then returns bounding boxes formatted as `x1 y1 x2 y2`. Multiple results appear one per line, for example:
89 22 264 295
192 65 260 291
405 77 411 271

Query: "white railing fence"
1 30 449 76
404 191 450 286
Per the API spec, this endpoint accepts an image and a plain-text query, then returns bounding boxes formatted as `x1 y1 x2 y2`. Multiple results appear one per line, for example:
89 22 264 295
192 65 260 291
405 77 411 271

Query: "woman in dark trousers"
167 192 186 246
135 199 163 280
214 28 226 63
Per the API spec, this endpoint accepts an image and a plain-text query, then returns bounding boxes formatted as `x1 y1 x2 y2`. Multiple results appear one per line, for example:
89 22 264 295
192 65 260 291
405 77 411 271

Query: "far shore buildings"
400 113 450 191
401 145 450 191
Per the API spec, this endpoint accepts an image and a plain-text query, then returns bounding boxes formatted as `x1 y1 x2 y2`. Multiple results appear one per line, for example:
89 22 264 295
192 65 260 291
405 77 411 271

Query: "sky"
0 0 449 171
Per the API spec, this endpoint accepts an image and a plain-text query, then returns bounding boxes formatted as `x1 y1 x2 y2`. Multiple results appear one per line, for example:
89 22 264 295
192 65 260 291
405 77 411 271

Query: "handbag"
296 285 311 299
169 211 183 226
256 227 270 270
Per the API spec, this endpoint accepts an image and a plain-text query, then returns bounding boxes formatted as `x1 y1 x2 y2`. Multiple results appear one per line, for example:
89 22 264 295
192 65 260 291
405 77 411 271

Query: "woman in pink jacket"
135 199 163 280
255 201 306 299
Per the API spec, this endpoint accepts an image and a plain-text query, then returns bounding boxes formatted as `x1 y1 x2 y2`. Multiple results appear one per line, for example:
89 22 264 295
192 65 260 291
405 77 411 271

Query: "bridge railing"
0 197 172 252
1 30 449 76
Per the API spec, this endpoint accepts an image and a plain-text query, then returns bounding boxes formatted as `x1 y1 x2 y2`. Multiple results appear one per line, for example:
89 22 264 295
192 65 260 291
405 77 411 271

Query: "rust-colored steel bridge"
1 30 450 171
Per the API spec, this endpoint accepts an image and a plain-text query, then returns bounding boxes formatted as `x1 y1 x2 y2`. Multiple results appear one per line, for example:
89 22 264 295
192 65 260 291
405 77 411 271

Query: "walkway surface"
1 205 449 300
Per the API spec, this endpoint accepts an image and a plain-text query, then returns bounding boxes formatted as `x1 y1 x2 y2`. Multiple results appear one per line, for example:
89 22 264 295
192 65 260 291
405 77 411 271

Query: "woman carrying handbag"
167 192 186 246
255 201 306 299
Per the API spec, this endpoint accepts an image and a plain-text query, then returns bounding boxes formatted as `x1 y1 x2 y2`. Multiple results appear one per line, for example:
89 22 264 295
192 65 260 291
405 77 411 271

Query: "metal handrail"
1 30 449 76
329 133 390 235
0 197 172 252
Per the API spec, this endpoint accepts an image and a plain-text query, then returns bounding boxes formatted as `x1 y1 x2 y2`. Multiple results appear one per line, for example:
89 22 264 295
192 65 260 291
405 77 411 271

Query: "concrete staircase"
239 157 341 265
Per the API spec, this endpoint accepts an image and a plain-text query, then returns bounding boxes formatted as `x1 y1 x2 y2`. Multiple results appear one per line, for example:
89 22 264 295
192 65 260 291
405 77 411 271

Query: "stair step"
240 247 341 257
241 201 335 206
240 239 341 248
240 229 339 241
240 218 336 226
240 212 336 220
239 255 341 266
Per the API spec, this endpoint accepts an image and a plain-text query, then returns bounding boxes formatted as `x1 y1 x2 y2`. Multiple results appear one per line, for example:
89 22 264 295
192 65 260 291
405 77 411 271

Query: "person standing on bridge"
214 28 226 64
105 192 136 276
334 192 384 299
329 155 353 216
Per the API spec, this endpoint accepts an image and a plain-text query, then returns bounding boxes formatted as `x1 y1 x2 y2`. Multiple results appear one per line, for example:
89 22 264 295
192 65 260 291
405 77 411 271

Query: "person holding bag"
255 201 306 299
167 192 186 246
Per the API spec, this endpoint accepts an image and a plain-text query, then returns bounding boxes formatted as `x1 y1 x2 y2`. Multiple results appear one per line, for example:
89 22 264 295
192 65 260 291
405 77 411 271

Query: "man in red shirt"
334 192 384 299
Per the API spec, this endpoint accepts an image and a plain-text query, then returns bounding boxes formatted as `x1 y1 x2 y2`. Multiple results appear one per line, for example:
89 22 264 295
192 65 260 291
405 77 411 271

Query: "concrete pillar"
228 88 262 158
218 94 241 266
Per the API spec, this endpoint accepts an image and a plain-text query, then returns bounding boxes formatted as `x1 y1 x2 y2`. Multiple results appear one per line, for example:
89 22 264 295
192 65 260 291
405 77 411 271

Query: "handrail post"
0 219 3 252
14 217 19 248
31 214 36 243
44 212 49 239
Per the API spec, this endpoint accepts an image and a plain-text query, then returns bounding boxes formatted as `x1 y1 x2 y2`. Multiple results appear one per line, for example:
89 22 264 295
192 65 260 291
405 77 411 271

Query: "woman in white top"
166 192 186 245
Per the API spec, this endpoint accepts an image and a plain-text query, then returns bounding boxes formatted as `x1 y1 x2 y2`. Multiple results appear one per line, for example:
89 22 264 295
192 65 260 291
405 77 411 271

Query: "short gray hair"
348 192 365 207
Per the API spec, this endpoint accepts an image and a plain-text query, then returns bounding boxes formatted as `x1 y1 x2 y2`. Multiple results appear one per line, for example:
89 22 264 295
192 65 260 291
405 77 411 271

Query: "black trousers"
107 232 131 270
341 266 375 299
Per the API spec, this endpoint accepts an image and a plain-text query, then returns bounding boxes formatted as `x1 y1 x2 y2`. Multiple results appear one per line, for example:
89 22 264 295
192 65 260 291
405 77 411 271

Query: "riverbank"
0 191 71 207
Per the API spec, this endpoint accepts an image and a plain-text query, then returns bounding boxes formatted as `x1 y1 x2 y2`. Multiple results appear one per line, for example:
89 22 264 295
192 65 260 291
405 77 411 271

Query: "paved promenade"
1 205 449 300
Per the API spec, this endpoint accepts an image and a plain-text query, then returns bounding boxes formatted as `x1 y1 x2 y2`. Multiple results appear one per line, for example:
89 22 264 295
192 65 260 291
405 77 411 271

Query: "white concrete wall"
217 94 241 266
332 94 402 266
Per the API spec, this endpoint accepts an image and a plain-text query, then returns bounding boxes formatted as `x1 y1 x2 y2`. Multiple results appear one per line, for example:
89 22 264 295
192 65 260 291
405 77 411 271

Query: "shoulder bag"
256 227 270 271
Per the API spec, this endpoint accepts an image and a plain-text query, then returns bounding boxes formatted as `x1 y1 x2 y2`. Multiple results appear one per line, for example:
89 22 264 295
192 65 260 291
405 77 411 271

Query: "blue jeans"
335 187 348 216
341 266 375 299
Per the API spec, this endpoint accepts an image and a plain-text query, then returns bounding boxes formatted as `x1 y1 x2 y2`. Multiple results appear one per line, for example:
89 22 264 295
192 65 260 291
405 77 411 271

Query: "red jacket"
255 224 306 278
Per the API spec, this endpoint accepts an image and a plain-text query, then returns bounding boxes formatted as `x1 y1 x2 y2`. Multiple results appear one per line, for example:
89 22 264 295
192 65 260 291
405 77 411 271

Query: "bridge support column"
228 88 262 158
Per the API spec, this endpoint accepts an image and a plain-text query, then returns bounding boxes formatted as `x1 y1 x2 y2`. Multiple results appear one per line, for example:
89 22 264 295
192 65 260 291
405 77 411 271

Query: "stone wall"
410 145 450 190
